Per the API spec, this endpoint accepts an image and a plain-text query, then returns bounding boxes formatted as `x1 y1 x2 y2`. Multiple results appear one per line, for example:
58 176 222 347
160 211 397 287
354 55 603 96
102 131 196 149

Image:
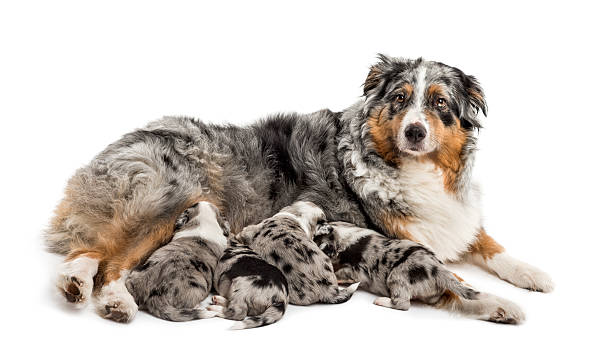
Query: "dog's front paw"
510 265 554 293
489 254 555 292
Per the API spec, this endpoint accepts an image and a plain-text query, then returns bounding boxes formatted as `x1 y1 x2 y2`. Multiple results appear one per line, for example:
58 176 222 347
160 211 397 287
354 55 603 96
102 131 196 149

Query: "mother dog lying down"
45 55 553 323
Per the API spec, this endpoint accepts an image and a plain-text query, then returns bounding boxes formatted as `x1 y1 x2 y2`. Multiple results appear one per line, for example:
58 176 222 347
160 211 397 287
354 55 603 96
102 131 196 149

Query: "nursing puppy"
208 242 289 329
235 201 359 305
124 201 229 322
315 222 525 324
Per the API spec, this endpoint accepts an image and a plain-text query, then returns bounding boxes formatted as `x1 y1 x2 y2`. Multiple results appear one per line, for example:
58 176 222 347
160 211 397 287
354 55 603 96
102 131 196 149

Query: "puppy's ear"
363 54 392 96
457 71 487 130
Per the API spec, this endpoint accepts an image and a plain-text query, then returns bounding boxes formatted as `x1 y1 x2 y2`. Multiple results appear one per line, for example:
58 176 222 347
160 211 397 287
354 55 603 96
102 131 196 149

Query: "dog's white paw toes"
479 294 525 325
504 266 554 293
95 277 138 323
57 274 93 306
100 300 137 323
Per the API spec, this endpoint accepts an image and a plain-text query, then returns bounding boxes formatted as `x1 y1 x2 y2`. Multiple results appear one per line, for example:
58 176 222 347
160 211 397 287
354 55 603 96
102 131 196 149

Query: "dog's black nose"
405 124 426 144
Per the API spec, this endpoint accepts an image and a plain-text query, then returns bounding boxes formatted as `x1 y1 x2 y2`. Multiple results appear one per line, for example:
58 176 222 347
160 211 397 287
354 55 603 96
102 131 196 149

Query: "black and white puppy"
314 222 525 324
235 201 359 305
125 201 228 321
207 242 289 329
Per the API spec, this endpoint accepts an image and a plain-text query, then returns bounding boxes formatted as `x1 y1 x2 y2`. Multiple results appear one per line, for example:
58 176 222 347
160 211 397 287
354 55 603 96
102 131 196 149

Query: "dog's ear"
363 54 393 96
457 71 487 130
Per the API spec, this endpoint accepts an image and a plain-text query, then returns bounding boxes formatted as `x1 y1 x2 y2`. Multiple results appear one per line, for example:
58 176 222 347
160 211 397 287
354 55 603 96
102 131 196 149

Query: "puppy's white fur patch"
173 201 227 248
56 256 99 307
276 201 324 238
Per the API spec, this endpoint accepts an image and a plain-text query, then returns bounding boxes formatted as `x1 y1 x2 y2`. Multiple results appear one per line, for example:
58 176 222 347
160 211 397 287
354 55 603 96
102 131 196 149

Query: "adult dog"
46 55 552 323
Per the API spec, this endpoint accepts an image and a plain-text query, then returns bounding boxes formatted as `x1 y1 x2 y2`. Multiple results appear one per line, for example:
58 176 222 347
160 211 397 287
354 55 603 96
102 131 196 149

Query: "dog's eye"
395 94 405 103
436 97 447 109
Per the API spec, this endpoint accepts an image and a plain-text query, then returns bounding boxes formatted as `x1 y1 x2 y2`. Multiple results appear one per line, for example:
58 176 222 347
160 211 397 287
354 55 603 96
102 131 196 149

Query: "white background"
1 1 610 352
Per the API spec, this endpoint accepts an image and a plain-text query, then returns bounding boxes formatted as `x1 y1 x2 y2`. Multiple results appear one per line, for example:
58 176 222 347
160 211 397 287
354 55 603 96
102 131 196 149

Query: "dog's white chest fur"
394 161 482 261
356 158 482 262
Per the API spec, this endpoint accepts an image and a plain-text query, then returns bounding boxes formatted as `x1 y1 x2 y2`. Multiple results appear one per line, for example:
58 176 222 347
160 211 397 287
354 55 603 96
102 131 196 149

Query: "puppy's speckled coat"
314 222 525 324
235 201 359 306
125 201 228 321
209 242 289 329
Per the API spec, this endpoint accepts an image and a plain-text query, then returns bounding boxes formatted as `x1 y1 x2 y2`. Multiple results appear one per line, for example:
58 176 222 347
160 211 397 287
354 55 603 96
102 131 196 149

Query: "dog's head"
362 55 487 163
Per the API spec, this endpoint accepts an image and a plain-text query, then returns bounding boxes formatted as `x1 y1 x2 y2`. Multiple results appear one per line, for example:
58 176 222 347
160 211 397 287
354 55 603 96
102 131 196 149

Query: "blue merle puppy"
314 221 525 323
234 201 359 306
207 242 289 329
124 201 229 321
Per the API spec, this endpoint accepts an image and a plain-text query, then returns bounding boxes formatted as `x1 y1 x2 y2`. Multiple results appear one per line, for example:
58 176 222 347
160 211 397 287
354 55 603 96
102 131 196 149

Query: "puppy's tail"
321 282 360 304
230 301 286 330
438 272 479 300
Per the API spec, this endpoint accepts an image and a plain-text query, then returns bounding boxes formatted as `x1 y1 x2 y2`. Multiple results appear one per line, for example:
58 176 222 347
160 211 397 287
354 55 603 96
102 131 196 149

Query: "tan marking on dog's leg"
466 229 554 292
93 219 179 323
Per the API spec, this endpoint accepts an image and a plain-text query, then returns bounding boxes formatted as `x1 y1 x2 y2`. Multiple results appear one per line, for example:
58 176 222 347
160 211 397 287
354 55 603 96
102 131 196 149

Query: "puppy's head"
363 55 487 162
313 223 339 259
279 201 326 237
175 201 231 239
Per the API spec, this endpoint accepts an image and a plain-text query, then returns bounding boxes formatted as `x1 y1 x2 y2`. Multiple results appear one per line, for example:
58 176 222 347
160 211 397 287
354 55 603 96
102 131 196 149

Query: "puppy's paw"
211 295 228 306
206 304 225 317
56 257 98 307
373 297 393 308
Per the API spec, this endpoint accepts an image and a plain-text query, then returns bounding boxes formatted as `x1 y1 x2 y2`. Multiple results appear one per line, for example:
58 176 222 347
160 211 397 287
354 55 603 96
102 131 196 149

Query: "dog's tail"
321 282 360 304
230 301 286 330
438 272 479 300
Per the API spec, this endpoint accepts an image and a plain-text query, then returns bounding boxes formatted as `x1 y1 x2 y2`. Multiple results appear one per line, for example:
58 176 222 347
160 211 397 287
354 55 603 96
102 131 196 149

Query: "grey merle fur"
314 221 478 310
211 242 289 329
44 55 526 324
125 202 229 321
234 201 359 305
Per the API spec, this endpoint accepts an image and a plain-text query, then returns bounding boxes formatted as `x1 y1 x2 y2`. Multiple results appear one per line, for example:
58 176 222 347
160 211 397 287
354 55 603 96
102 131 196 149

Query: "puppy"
235 201 359 305
208 242 289 329
314 221 525 323
125 201 228 321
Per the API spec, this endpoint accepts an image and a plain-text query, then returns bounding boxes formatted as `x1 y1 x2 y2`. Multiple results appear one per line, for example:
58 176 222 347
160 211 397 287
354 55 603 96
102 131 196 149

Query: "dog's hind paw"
56 257 98 307
94 273 138 323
